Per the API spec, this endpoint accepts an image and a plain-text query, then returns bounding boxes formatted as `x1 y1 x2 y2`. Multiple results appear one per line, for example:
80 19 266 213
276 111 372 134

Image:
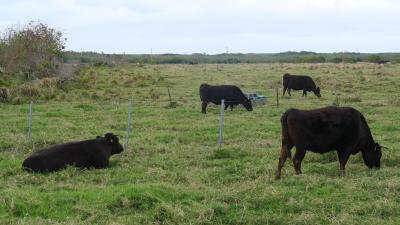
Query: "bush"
302 56 326 63
365 55 382 63
222 58 241 64
330 57 358 63
393 56 400 64
0 78 10 87
80 57 90 63
93 61 113 67
0 21 66 79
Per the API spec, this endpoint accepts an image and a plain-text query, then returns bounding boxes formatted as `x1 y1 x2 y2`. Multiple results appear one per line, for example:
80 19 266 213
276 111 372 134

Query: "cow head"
104 133 124 154
373 142 383 168
242 98 253 111
313 87 321 98
362 142 382 169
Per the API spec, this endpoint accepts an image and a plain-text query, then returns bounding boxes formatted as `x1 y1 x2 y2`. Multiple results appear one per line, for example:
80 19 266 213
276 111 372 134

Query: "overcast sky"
0 0 399 54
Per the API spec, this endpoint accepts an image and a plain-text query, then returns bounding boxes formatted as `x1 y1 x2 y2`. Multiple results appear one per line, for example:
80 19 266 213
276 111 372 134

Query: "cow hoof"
275 171 281 180
295 171 302 175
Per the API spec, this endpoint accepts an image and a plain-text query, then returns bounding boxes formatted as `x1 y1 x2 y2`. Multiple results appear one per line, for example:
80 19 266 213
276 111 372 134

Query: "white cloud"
0 0 399 53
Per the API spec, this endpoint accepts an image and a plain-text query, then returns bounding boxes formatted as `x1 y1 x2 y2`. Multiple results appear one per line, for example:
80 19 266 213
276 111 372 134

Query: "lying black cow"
199 83 253 113
282 73 321 97
275 106 382 179
22 133 123 172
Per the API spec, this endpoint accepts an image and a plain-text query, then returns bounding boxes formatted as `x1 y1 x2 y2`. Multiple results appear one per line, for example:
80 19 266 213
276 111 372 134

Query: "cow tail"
280 110 292 159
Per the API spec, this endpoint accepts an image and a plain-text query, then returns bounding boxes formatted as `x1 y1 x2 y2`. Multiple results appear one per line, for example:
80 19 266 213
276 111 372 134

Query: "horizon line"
65 50 400 55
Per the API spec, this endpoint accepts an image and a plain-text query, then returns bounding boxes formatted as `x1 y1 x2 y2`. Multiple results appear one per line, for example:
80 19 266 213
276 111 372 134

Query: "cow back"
199 84 247 104
283 106 363 153
283 74 317 91
22 139 111 172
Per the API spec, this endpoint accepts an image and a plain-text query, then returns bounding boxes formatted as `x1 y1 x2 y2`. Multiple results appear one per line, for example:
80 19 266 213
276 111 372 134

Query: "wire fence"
8 99 229 148
1 88 398 150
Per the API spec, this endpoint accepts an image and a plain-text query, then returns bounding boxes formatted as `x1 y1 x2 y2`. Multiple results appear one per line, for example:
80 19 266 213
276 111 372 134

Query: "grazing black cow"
275 106 382 179
377 60 390 65
282 73 321 97
199 83 253 114
22 133 123 172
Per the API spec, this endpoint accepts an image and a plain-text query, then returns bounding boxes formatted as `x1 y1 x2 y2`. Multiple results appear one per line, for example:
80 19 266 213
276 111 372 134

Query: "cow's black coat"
275 106 382 179
282 73 321 97
22 133 123 172
199 83 252 113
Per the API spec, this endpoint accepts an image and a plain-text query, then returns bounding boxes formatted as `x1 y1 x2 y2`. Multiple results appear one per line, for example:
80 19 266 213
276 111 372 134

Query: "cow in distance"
282 73 321 97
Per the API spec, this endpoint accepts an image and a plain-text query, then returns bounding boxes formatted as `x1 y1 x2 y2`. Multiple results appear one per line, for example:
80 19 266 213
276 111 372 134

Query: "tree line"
65 51 400 65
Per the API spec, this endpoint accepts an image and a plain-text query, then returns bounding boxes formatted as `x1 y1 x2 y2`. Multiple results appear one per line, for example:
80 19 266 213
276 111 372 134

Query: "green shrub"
0 21 66 79
365 55 382 63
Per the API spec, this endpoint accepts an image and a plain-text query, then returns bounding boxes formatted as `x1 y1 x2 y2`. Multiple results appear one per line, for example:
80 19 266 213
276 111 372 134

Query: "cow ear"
106 136 114 143
113 136 119 143
375 142 385 151
104 133 113 143
376 143 387 150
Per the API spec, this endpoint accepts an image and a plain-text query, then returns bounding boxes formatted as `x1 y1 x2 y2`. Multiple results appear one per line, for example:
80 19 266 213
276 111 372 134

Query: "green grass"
1 63 399 224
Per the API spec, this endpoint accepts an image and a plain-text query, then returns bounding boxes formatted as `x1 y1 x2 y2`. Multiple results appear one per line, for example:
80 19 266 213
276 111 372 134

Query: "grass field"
1 63 399 224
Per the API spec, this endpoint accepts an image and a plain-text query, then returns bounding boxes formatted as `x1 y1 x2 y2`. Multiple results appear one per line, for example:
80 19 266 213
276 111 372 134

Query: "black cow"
275 106 382 179
282 73 321 97
199 83 253 114
377 60 390 65
22 133 123 172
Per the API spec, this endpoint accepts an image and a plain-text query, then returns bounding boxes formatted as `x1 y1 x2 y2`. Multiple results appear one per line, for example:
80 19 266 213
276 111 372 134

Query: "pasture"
0 63 399 224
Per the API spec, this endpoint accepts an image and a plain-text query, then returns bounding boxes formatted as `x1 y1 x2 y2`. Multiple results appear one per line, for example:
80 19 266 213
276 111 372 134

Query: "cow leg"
337 150 350 176
275 142 293 180
230 104 233 111
302 90 307 97
224 104 229 110
94 162 109 169
201 102 208 114
293 147 306 175
288 89 291 96
283 87 287 96
92 157 109 169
